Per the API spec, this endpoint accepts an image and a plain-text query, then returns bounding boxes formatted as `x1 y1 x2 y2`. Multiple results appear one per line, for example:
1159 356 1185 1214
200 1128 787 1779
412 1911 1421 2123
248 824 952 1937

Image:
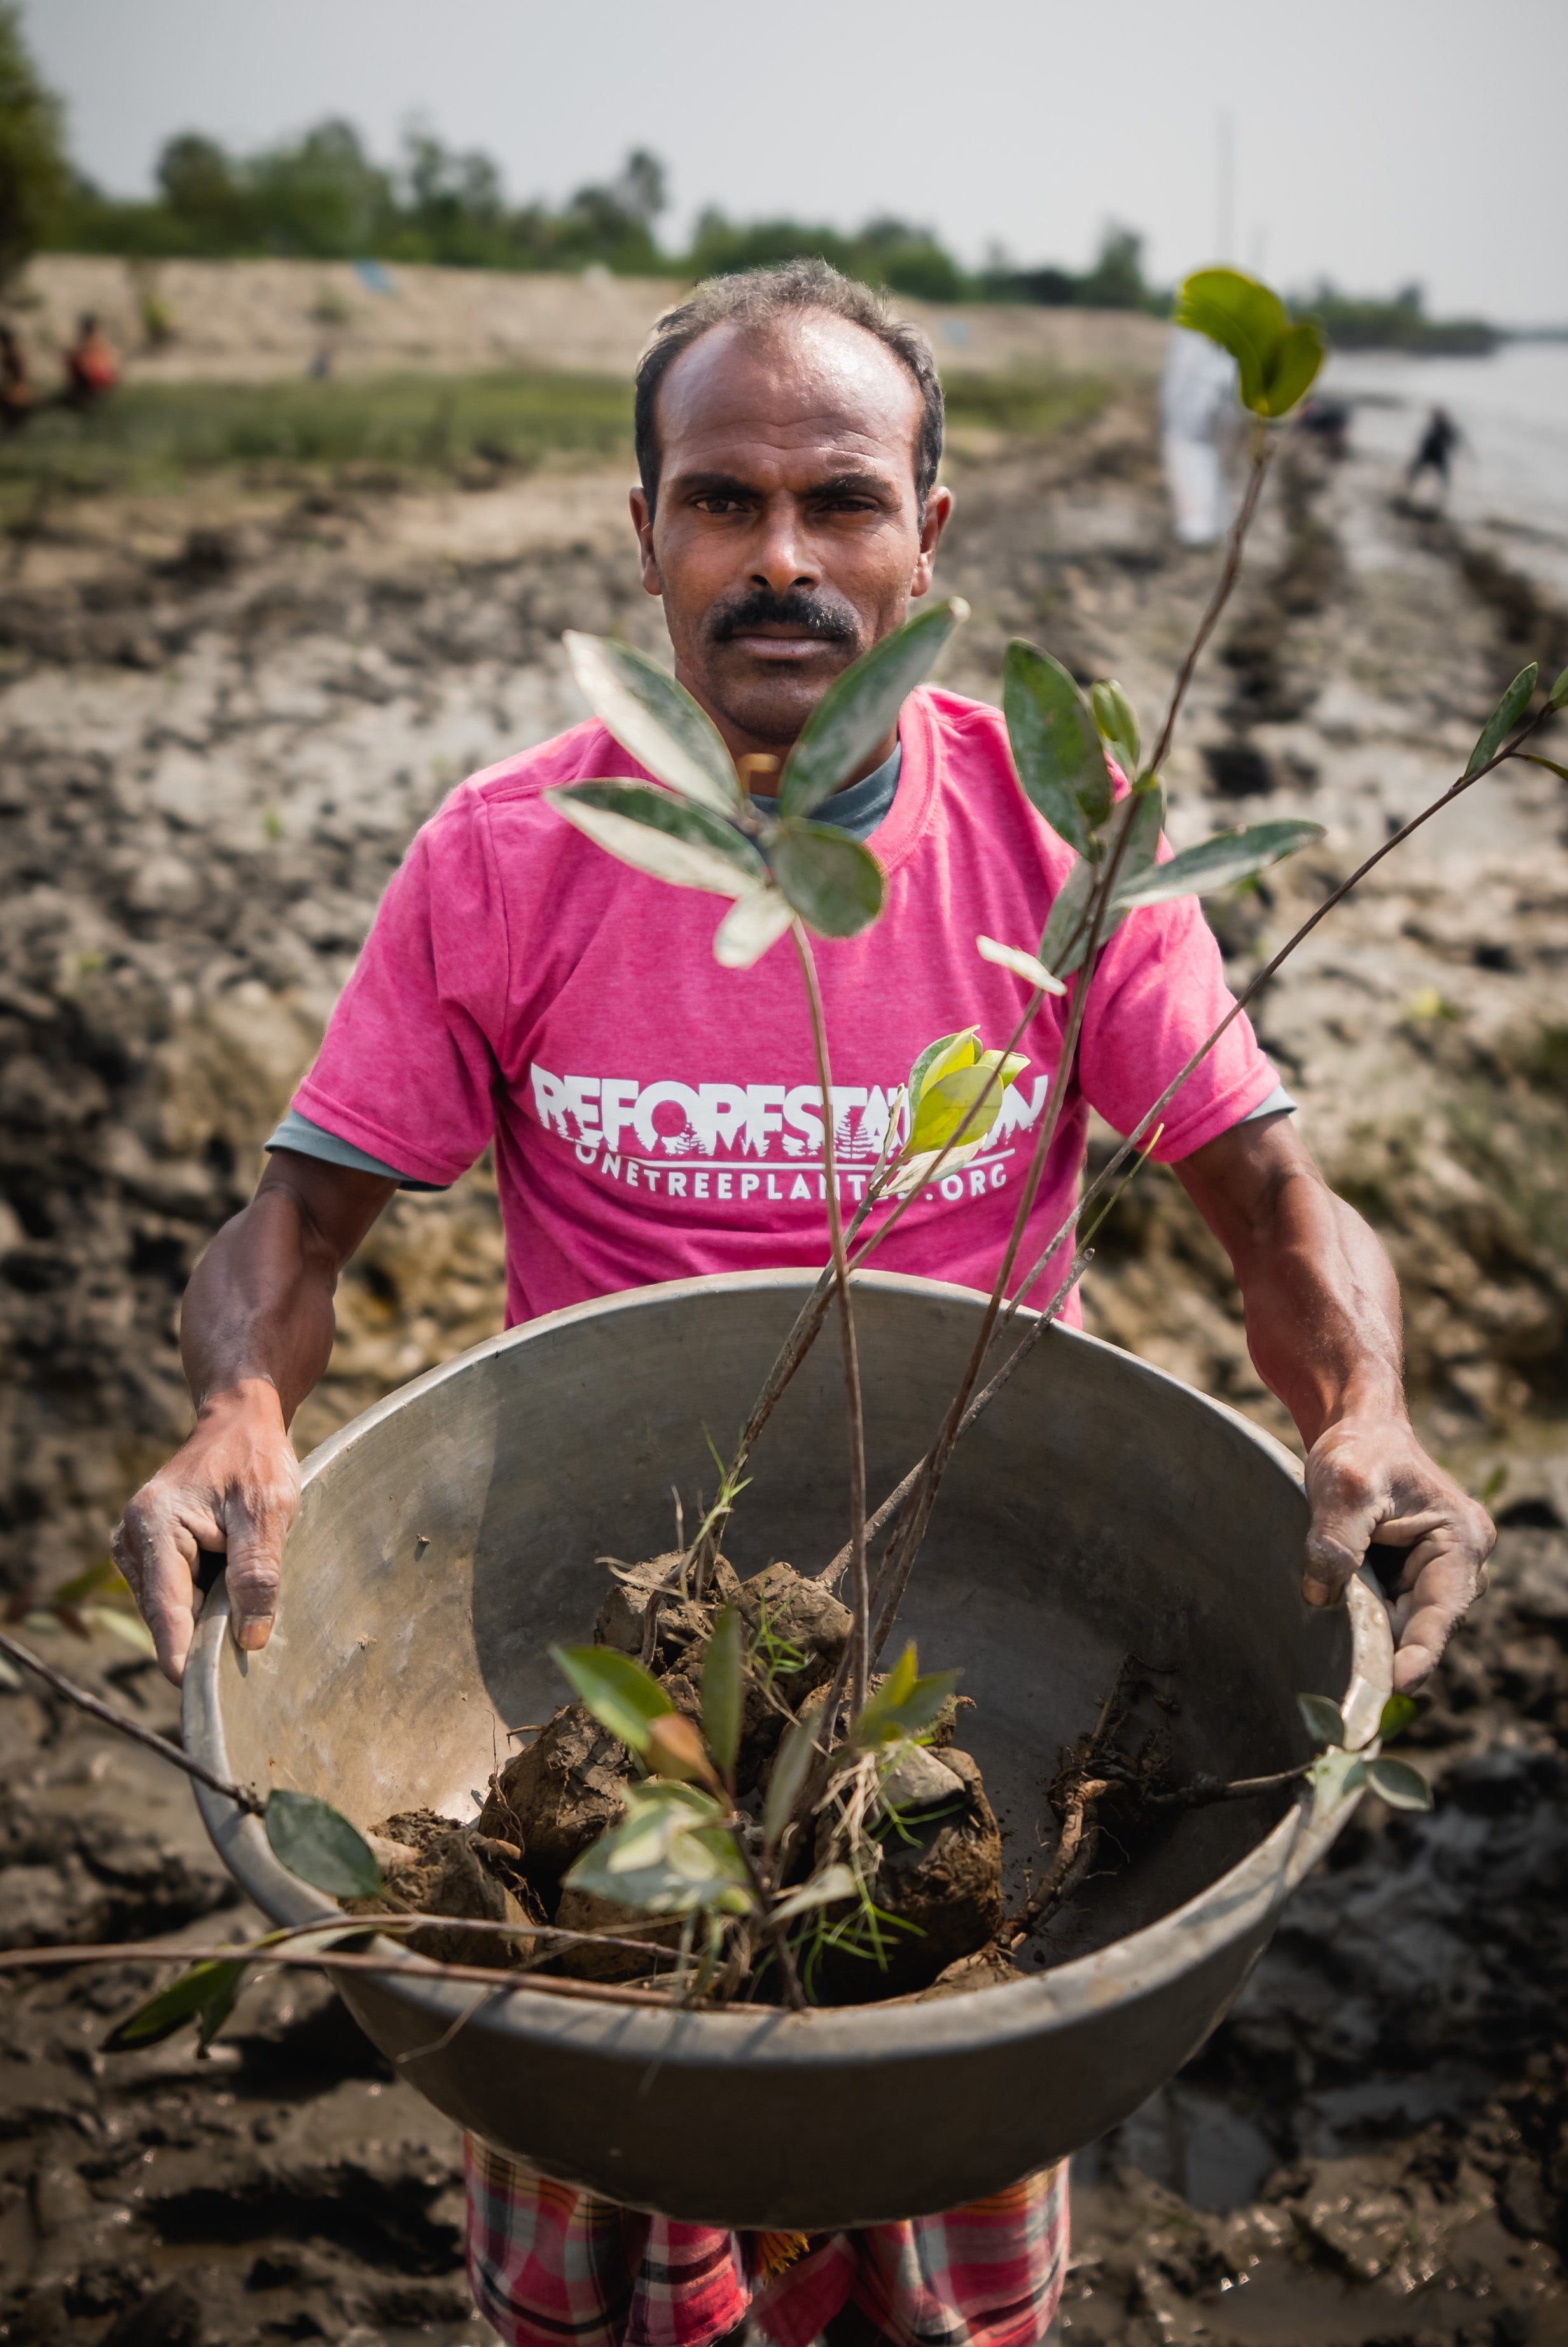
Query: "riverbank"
1 381 1566 2343
9 253 1167 385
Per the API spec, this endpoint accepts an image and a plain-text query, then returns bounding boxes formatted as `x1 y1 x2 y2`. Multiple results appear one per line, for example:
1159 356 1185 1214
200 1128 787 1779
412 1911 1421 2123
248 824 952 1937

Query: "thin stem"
730 1815 806 2012
869 791 1149 1657
816 1245 1093 1593
0 1939 700 2014
1006 701 1561 1322
1146 428 1274 778
792 922 870 1717
0 1632 264 1816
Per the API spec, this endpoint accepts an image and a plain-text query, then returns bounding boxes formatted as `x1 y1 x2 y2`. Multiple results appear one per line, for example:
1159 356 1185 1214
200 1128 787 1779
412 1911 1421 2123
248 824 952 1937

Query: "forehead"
655 314 925 484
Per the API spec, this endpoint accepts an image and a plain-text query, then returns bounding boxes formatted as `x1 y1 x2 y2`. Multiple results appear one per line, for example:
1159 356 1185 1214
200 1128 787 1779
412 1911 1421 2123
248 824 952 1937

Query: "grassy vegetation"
942 372 1114 438
0 370 636 512
0 364 1114 532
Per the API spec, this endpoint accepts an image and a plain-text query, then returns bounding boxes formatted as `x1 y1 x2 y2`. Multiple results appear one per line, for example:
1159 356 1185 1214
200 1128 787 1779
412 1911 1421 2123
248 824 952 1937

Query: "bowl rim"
185 1266 1392 2070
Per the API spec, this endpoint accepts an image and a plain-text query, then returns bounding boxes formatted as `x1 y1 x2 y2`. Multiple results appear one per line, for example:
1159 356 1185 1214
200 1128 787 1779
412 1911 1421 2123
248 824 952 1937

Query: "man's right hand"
113 1379 302 1684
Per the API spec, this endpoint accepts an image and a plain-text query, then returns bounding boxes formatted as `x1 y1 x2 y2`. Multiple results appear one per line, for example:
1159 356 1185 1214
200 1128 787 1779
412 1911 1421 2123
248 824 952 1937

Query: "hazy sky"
25 0 1568 322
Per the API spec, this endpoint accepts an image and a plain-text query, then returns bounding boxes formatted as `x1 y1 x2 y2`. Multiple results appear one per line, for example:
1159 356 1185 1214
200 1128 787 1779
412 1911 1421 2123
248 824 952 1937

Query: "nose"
749 493 817 594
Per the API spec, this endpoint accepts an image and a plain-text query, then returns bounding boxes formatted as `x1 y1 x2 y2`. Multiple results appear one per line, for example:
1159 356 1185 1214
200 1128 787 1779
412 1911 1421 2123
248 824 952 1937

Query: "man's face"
631 314 952 768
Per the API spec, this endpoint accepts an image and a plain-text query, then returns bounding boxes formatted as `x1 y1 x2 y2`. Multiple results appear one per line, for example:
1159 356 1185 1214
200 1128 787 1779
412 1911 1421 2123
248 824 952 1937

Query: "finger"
1391 1610 1454 1691
113 1500 207 1686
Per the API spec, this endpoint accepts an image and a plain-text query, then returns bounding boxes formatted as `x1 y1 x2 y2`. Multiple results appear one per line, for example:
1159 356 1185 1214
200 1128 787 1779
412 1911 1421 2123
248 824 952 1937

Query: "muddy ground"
2 394 1567 2343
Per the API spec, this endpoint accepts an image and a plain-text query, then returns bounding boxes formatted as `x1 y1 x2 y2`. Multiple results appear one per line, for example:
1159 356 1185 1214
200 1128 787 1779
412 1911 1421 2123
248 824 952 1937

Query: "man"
1407 404 1463 501
62 312 119 408
114 261 1492 2347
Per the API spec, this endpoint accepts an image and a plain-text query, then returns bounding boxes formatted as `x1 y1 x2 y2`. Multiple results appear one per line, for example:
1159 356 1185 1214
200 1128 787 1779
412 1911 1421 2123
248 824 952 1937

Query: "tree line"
0 4 1495 347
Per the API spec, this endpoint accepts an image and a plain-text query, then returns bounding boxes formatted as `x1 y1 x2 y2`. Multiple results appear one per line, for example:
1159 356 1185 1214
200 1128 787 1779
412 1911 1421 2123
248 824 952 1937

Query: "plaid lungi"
465 2136 1069 2347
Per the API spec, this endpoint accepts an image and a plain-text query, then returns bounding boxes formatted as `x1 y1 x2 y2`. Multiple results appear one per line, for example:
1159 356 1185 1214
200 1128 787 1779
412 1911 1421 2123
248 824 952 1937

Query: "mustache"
705 586 861 647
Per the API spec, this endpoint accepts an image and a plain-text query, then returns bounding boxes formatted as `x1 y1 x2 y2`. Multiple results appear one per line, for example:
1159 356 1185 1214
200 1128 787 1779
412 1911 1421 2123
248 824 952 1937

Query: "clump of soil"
814 1745 1006 2004
379 1556 1000 2003
347 1806 543 1968
476 1702 635 1882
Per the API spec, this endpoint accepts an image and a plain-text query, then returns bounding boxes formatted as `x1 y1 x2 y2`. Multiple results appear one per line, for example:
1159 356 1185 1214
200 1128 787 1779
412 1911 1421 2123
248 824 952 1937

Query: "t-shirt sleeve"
1074 889 1279 1161
291 796 509 1187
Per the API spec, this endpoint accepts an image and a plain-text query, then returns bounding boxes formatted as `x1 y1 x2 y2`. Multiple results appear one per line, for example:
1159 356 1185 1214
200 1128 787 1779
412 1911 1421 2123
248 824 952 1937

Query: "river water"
1323 340 1568 594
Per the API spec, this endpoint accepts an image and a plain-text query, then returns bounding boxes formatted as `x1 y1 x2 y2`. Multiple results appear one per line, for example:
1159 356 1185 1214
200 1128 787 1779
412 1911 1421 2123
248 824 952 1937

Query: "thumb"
1303 1456 1388 1610
219 1486 295 1654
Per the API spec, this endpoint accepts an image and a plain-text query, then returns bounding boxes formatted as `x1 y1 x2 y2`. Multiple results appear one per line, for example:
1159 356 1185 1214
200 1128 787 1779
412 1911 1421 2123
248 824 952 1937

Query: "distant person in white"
1162 323 1239 546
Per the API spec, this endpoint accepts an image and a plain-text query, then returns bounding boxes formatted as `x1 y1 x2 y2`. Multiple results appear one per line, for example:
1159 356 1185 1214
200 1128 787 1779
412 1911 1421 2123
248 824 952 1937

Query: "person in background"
1407 406 1462 500
1160 322 1239 546
0 324 34 431
62 312 120 408
1297 395 1351 460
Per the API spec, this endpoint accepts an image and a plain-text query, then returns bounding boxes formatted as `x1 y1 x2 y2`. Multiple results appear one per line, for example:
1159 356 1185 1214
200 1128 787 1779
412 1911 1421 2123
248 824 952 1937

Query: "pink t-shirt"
293 688 1276 1327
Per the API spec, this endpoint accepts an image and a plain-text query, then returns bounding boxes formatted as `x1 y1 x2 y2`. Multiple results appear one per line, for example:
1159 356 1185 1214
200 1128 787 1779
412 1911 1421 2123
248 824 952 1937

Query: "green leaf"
1297 1692 1346 1746
1003 641 1111 855
908 1049 1029 1156
1113 781 1166 893
1090 680 1141 780
1036 854 1097 979
547 782 767 898
1310 1747 1367 1822
104 1957 246 2054
1378 1693 1419 1743
906 1029 980 1124
778 598 968 817
1261 321 1326 417
52 1556 125 1606
265 1790 384 1898
771 1862 859 1923
1550 665 1568 710
563 633 741 815
1114 819 1324 911
1364 1756 1433 1811
565 1779 756 1917
1466 664 1538 778
762 1710 819 1851
1175 268 1289 414
85 1605 158 1654
1521 755 1568 785
854 1642 961 1750
975 935 1067 995
771 820 885 939
702 1606 744 1780
552 1643 672 1757
713 886 794 969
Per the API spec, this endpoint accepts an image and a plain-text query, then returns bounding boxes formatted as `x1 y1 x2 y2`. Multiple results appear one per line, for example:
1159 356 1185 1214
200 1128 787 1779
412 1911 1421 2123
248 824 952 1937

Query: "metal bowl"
184 1270 1388 2229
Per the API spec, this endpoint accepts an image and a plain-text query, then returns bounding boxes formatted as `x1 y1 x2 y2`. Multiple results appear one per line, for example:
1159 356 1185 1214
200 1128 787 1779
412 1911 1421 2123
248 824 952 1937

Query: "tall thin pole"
1216 108 1235 262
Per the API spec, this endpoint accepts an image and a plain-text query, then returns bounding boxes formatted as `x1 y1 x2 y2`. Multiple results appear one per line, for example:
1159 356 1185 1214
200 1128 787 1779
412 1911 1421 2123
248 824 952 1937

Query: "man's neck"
669 660 899 803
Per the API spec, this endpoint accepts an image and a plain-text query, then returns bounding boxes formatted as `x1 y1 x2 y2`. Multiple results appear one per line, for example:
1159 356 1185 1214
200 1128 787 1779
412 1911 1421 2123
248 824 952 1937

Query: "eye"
693 494 744 514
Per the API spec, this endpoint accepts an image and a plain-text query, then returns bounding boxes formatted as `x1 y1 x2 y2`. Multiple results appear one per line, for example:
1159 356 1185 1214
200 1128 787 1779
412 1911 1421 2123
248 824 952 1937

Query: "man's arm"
113 1153 396 1684
1174 1115 1493 1691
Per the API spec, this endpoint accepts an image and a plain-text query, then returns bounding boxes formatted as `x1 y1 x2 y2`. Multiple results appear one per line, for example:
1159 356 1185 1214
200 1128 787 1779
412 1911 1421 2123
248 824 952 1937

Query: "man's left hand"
1301 1414 1495 1691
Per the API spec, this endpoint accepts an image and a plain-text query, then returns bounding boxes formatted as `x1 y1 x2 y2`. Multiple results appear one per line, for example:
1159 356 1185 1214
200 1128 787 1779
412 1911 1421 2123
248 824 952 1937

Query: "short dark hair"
634 258 944 520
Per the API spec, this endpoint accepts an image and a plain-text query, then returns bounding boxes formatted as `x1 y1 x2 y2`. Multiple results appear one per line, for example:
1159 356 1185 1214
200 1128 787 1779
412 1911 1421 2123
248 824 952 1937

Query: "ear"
629 487 662 598
909 485 954 600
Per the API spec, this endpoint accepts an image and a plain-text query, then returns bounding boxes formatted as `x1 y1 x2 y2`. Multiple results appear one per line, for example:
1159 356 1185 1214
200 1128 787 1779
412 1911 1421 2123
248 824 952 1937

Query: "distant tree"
0 1 72 291
1074 226 1149 310
612 148 667 230
156 133 255 251
686 207 966 302
247 118 394 257
396 128 507 264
